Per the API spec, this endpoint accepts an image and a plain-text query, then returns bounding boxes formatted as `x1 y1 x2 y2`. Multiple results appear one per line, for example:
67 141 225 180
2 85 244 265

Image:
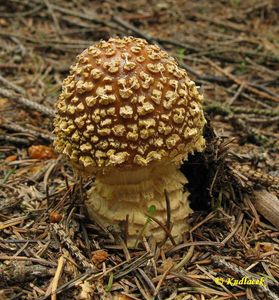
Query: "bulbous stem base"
85 164 192 247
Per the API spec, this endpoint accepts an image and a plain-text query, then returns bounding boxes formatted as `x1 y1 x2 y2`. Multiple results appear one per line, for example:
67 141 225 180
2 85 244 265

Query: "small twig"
194 13 248 33
50 3 115 28
190 211 216 233
205 58 279 103
0 88 55 117
157 37 200 53
241 92 272 109
243 1 271 16
0 74 26 94
134 276 150 300
50 256 65 300
114 252 152 280
51 223 96 271
166 241 223 256
137 268 157 296
153 262 173 298
0 3 44 17
112 16 157 45
227 83 245 106
164 190 172 234
221 212 244 245
245 57 279 79
43 0 63 39
0 255 56 267
124 214 129 246
146 213 176 246
173 245 194 271
38 270 97 300
1 122 54 141
0 134 30 145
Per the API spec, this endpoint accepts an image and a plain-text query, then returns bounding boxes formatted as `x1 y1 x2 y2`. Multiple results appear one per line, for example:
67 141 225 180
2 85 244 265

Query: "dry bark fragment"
252 190 279 229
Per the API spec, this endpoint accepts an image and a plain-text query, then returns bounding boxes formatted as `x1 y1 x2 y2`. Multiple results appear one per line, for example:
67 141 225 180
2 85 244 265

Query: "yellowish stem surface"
85 164 192 246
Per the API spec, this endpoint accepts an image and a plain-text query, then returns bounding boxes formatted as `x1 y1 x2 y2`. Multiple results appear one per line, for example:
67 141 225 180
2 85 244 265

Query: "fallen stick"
252 190 279 229
0 88 55 117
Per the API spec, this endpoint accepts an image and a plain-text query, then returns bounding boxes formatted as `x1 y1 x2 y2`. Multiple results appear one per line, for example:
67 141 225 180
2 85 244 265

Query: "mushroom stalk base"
85 164 192 247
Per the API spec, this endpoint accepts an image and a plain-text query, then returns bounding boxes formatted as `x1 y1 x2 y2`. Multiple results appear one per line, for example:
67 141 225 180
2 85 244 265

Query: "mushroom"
54 37 206 246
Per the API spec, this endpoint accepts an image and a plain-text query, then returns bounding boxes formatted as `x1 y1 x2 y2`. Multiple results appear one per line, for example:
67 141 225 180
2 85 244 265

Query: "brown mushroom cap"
54 37 206 175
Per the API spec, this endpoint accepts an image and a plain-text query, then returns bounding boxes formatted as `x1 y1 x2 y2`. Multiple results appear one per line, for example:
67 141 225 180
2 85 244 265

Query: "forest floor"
0 0 278 299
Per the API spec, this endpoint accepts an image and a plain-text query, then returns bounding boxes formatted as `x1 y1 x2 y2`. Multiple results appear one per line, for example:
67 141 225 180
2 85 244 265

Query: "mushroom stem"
85 164 192 246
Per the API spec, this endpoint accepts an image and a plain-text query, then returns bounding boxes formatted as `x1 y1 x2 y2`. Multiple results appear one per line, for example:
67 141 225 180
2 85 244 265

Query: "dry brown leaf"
91 250 109 265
